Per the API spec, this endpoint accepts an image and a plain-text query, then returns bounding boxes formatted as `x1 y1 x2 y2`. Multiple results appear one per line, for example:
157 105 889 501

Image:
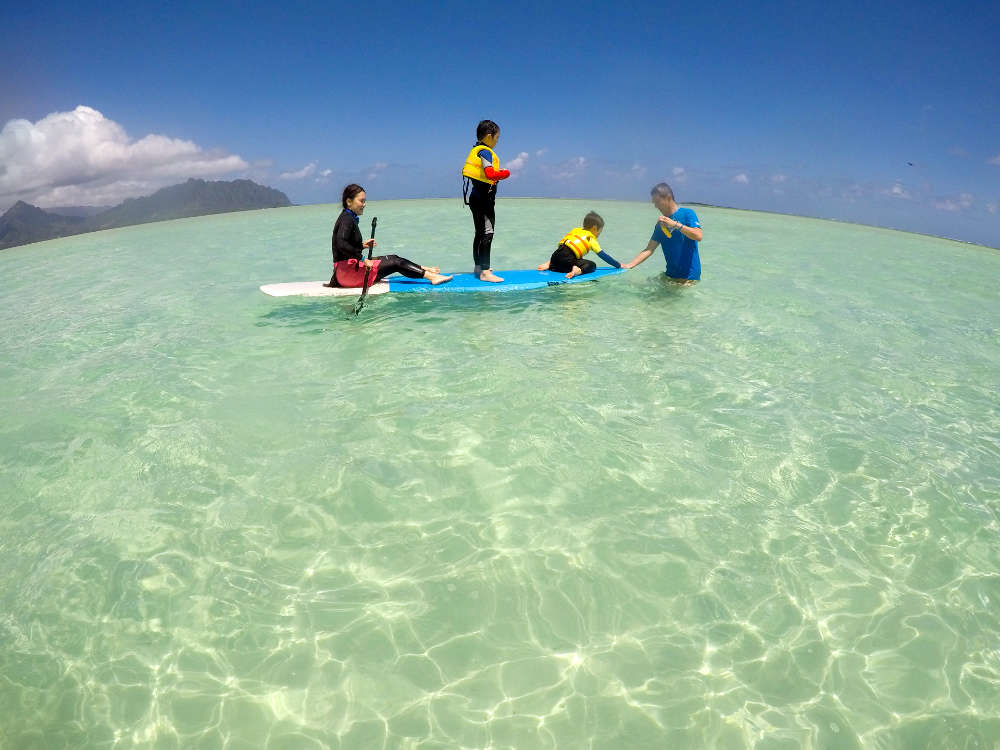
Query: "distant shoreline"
295 196 999 251
6 192 995 252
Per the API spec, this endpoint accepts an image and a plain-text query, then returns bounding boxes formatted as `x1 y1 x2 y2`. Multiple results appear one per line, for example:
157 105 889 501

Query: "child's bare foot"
479 269 504 283
565 266 582 279
427 273 453 285
536 262 549 271
422 266 441 274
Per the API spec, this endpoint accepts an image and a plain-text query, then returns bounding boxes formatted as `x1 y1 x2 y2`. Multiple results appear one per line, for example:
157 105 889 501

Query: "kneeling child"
537 211 620 279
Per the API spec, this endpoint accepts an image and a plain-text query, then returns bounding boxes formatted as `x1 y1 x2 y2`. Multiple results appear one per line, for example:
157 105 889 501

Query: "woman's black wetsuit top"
332 208 364 263
329 208 425 285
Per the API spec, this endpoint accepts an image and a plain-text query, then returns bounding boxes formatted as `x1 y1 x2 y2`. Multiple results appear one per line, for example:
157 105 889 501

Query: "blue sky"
3 0 999 247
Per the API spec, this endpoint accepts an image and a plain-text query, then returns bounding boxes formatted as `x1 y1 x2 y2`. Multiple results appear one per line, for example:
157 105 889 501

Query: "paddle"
352 216 378 316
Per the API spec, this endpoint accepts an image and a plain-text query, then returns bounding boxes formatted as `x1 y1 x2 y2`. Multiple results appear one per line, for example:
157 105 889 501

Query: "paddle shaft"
352 216 378 315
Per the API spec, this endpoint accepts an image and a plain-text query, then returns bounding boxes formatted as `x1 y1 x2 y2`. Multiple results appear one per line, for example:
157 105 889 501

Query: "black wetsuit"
464 143 497 275
328 209 425 286
467 182 496 275
549 245 597 275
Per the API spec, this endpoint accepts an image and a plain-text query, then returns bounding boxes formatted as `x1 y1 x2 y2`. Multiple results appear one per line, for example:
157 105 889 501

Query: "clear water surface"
1 199 998 749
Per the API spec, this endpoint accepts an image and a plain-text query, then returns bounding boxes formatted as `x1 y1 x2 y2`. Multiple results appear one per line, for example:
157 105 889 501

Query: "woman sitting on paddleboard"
326 184 452 288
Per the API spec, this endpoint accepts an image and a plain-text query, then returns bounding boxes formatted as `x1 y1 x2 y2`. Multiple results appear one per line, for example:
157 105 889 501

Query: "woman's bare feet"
427 272 453 285
479 269 504 283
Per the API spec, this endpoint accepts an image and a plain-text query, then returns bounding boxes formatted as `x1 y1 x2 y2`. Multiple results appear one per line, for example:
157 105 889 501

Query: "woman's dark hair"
342 183 365 209
476 119 500 141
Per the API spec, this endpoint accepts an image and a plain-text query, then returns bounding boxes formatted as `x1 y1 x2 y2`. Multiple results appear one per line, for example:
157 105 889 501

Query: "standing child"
461 119 510 282
536 211 621 278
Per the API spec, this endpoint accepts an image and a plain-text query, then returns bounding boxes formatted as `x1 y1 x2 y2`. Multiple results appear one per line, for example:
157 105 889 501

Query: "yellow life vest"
558 227 601 258
461 143 499 185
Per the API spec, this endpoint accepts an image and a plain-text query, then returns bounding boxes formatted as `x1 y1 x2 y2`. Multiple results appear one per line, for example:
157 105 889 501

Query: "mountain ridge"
1 179 292 250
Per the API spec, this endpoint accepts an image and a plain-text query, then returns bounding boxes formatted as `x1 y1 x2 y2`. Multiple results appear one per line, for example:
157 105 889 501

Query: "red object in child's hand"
485 167 511 181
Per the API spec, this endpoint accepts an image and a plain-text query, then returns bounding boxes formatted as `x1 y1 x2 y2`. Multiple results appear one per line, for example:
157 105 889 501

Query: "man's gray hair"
650 182 675 201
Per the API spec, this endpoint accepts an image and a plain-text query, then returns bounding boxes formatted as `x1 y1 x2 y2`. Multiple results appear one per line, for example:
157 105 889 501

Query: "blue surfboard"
260 268 626 297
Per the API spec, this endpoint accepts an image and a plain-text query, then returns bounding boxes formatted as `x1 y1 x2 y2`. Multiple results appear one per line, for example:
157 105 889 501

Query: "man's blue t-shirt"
651 207 701 280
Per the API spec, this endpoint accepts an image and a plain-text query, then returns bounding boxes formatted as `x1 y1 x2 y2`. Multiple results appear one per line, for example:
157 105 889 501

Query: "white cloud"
631 163 648 179
841 183 865 203
549 156 588 181
535 149 547 157
279 162 316 180
507 151 529 172
0 105 248 208
986 201 998 214
886 182 911 199
35 180 160 208
988 154 1000 166
367 162 389 181
771 174 787 183
733 173 749 184
319 169 332 178
934 192 973 212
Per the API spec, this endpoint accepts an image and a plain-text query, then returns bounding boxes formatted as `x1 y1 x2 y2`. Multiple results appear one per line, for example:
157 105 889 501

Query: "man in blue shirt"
623 183 703 283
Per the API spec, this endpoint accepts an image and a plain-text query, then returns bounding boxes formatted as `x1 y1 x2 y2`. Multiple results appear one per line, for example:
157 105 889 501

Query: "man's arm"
659 215 703 242
676 223 703 242
623 240 659 269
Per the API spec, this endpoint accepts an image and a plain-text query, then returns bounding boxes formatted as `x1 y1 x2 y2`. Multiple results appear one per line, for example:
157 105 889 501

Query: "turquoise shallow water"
1 199 999 749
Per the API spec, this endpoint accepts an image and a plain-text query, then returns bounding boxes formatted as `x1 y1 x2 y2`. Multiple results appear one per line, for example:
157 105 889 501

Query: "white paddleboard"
259 281 391 297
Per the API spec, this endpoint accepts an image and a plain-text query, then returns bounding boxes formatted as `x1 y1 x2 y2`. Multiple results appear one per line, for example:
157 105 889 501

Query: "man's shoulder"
678 206 700 225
